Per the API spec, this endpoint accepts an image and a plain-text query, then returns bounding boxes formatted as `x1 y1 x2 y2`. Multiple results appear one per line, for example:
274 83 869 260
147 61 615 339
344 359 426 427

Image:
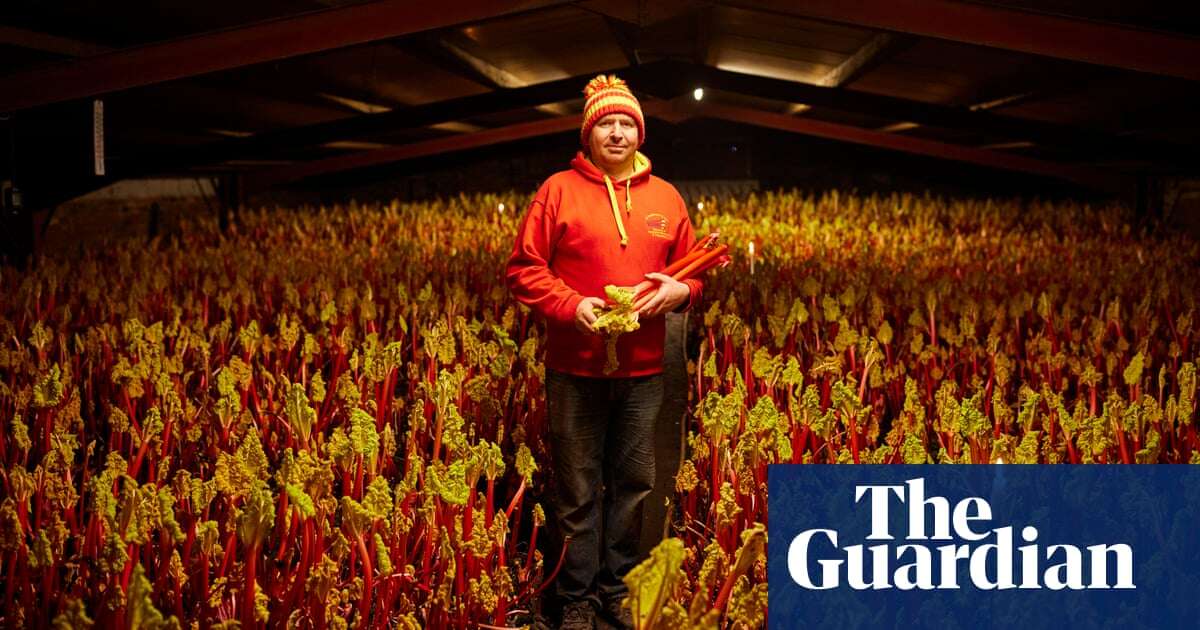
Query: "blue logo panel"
767 465 1200 630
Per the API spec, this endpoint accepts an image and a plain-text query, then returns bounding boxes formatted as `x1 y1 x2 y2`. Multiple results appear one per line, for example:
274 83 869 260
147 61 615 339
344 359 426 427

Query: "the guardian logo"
787 478 1135 591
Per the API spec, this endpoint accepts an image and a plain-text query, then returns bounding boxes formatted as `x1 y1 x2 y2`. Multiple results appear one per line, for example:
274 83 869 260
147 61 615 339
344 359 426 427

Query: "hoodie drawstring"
587 152 646 247
603 174 629 247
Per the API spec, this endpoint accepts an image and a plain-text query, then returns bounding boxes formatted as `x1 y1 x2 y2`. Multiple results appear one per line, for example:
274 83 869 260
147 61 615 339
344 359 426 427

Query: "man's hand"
638 273 690 318
574 296 608 334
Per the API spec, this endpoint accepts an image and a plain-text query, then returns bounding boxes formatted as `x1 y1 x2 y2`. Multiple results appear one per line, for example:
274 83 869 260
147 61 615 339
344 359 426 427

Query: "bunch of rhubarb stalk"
615 232 731 311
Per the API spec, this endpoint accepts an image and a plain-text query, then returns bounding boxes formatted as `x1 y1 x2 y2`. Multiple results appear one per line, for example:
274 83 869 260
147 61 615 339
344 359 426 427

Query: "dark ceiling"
1 0 1198 207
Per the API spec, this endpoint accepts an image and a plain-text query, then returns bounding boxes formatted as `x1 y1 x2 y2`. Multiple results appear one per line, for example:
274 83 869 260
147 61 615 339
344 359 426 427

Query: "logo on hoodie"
645 213 670 239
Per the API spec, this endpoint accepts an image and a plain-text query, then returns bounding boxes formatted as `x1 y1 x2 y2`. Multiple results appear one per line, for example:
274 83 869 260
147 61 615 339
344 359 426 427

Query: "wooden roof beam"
678 63 1196 166
425 34 572 119
816 32 914 88
122 62 673 175
0 0 569 113
399 33 526 90
244 114 580 191
694 7 715 67
964 65 1110 112
697 102 1126 192
968 92 1038 112
0 25 111 57
244 99 679 191
120 60 1192 176
604 16 642 66
108 59 1193 180
242 94 1126 193
728 0 1200 81
0 26 348 123
396 33 580 117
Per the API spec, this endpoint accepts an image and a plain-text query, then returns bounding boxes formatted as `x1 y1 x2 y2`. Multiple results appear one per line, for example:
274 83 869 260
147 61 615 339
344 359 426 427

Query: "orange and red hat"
580 74 645 148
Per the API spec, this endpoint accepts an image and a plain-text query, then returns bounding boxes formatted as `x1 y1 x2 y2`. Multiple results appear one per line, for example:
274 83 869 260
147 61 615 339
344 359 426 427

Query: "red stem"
357 533 374 624
505 478 527 521
242 543 259 629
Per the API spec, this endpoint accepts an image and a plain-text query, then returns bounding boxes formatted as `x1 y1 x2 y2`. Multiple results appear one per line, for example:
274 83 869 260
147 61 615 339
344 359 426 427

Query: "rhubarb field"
0 190 1196 628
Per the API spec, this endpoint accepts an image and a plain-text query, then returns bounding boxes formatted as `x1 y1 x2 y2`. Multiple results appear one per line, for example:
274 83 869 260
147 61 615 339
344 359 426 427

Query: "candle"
749 241 755 275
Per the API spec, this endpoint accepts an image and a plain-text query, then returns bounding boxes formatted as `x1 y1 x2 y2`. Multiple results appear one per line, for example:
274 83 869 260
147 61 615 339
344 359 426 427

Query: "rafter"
964 65 1109 112
877 121 919 133
426 34 571 121
123 63 665 176
979 141 1035 150
728 0 1200 81
245 114 581 191
968 92 1037 112
243 99 676 191
318 92 393 114
0 25 350 123
604 16 641 66
671 63 1195 167
102 57 1199 191
0 0 568 113
698 102 1123 191
694 7 714 67
240 91 1127 194
422 33 527 89
0 25 111 57
113 60 1193 180
816 32 913 88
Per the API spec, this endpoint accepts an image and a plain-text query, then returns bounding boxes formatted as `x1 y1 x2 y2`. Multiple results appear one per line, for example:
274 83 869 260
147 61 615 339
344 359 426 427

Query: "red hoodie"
506 150 703 378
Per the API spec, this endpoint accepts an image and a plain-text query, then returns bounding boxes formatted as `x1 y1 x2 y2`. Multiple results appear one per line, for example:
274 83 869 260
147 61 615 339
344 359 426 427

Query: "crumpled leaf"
593 286 641 375
237 480 275 548
127 563 181 629
624 537 685 630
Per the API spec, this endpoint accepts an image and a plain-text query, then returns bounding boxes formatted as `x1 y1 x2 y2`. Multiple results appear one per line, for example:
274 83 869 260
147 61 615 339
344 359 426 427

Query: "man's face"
588 113 639 170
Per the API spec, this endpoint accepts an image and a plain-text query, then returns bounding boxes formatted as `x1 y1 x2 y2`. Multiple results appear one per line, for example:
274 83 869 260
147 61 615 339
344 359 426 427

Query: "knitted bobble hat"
580 74 645 148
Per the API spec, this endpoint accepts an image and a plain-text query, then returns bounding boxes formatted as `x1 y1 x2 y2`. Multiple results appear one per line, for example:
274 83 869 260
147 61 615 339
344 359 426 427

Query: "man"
505 74 704 630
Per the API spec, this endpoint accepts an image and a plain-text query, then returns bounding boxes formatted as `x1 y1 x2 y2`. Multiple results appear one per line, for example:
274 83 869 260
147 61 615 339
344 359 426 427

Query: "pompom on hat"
580 74 645 149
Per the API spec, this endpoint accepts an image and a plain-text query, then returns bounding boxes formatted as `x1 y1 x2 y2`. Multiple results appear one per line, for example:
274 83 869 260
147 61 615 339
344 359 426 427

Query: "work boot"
559 600 595 630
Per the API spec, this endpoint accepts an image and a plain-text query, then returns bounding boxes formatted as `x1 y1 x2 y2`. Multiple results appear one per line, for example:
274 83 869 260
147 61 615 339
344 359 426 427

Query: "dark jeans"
545 368 663 606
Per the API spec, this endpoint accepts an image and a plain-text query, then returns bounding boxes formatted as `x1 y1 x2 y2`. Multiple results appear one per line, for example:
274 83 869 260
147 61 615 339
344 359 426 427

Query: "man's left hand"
638 273 690 318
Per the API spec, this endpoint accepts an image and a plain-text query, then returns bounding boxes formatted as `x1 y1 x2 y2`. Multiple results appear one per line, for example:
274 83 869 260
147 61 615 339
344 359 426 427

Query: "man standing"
505 75 703 629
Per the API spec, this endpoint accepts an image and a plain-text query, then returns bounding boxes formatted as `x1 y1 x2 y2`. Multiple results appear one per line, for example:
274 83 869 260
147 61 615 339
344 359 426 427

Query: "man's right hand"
574 297 608 334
